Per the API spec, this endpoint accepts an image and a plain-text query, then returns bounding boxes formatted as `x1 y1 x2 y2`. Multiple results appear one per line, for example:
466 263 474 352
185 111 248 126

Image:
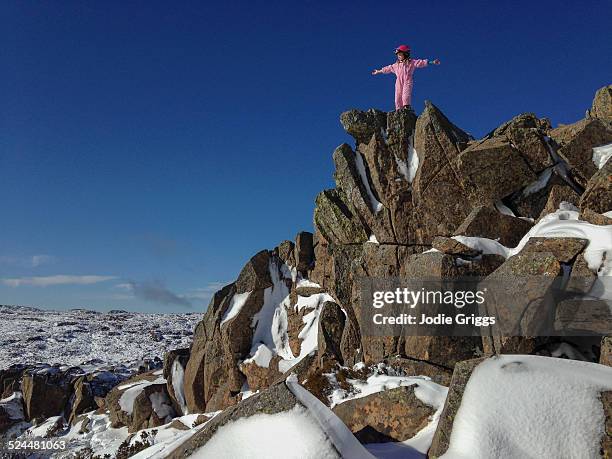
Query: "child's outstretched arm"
372 63 395 75
415 58 441 68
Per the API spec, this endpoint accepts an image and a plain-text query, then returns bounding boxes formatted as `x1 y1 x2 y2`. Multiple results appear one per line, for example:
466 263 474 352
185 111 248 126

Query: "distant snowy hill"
0 305 201 373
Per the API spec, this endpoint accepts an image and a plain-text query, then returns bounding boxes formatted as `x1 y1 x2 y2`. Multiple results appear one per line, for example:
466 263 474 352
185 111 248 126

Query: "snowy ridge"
0 305 200 372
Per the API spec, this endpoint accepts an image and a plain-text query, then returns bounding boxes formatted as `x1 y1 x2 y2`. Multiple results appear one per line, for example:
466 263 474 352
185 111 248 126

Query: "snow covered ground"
192 405 342 459
36 409 214 459
0 305 201 372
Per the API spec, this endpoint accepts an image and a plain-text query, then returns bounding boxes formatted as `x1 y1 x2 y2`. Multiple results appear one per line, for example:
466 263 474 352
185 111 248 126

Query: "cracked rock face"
580 155 612 214
549 118 612 188
177 84 611 419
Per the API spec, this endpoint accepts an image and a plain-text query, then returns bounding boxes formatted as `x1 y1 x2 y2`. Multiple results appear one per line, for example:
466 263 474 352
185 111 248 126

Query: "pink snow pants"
380 59 429 110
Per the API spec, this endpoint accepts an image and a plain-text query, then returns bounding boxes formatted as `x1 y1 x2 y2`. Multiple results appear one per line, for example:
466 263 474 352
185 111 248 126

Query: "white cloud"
1 275 117 287
31 255 56 267
114 283 133 291
0 254 56 268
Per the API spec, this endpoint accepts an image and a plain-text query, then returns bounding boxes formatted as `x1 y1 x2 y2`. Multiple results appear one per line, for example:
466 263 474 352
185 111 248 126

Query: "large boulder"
490 112 553 172
67 376 96 424
428 358 486 457
579 156 612 214
332 143 395 242
521 237 588 264
170 383 300 459
0 365 28 399
332 386 435 443
430 356 612 458
294 231 314 273
317 301 346 365
21 367 74 421
483 251 561 354
537 183 581 220
340 108 387 145
105 371 175 433
412 101 472 243
0 392 26 434
235 250 273 293
455 136 537 203
453 205 533 247
183 240 338 414
587 84 612 122
549 118 612 188
183 282 244 413
314 189 369 244
399 251 484 368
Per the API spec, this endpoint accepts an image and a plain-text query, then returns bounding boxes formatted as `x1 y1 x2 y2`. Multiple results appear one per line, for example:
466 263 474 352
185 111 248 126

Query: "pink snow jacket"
380 58 429 81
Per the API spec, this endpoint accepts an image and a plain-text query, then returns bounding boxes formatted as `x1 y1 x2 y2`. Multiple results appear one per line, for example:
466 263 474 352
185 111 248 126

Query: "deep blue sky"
1 1 611 312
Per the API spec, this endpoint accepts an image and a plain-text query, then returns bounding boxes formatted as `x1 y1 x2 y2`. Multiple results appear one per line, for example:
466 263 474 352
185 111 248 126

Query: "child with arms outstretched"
372 44 440 110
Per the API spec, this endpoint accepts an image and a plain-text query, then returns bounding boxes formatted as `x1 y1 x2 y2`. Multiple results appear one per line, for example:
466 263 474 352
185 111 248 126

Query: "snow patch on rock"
522 167 552 196
149 391 174 420
452 207 612 275
287 375 375 459
592 142 612 169
171 358 187 414
441 355 612 459
191 404 341 459
221 291 252 326
355 150 383 213
118 377 166 415
243 343 273 368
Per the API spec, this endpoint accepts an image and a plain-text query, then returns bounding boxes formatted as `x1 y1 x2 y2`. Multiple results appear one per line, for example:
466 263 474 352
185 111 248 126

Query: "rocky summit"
1 85 612 458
